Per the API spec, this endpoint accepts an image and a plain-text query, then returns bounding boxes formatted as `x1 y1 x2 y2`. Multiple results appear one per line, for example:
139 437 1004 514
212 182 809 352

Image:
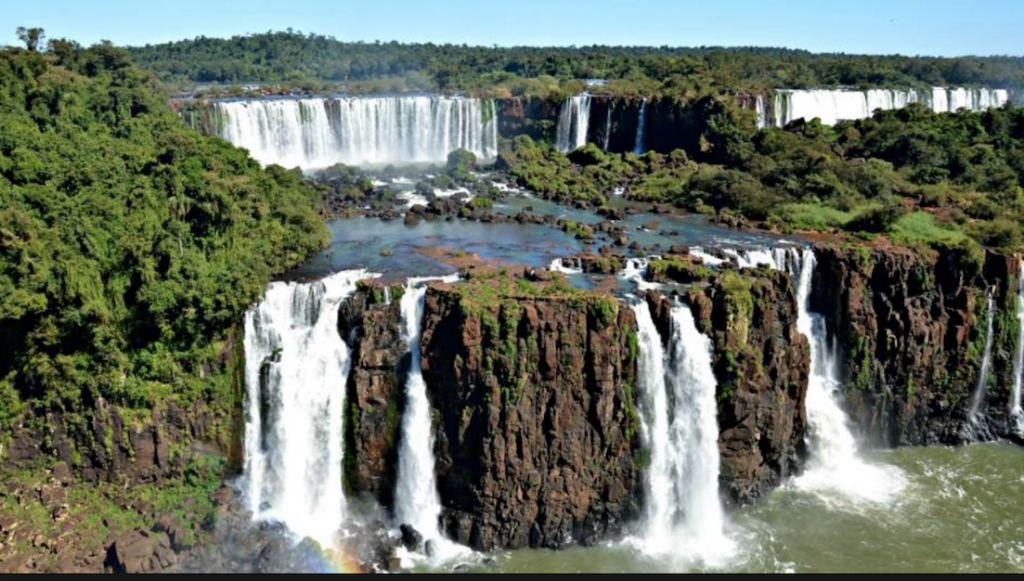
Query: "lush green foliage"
127 31 1024 98
0 42 328 419
500 98 1024 253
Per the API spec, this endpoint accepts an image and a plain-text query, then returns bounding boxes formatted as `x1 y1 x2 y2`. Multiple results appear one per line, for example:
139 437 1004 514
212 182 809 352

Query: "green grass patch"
891 212 967 247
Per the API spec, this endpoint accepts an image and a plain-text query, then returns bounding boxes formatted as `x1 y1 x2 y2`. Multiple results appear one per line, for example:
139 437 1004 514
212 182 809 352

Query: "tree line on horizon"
123 31 1024 98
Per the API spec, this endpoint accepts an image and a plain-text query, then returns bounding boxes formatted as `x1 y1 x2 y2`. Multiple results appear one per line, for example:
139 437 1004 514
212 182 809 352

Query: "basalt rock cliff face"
338 272 644 551
337 283 408 505
2 330 247 484
813 243 1021 446
645 263 810 505
419 275 642 551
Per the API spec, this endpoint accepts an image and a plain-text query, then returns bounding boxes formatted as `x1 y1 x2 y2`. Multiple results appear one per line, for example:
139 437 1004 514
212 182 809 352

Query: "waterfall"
242 269 372 547
632 301 733 565
603 106 613 151
755 96 768 130
968 292 997 429
556 95 592 153
214 96 499 169
1011 261 1024 435
550 258 583 275
775 249 905 505
634 99 648 154
768 87 1009 128
723 248 778 270
393 276 466 562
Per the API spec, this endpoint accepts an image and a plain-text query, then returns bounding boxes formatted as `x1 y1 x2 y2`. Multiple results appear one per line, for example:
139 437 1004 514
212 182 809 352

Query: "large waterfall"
393 276 467 563
242 270 372 547
556 95 592 153
632 301 733 565
768 87 1009 127
214 96 499 169
773 249 905 505
1012 261 1024 435
968 292 996 431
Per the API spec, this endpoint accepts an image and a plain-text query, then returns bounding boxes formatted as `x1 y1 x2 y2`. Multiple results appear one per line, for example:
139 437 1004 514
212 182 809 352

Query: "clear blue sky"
4 0 1023 56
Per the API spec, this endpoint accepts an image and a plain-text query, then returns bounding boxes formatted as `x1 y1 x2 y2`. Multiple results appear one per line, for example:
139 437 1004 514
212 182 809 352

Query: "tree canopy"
0 40 328 432
126 31 1024 97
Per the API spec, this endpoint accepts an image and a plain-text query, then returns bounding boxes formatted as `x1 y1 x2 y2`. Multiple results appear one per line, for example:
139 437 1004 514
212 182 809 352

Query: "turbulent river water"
448 444 1024 574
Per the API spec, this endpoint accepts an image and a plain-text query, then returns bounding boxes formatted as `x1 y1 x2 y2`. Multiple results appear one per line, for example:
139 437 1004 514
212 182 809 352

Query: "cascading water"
242 270 373 547
393 276 467 563
1011 260 1024 435
968 291 996 432
755 96 768 130
556 95 592 153
214 96 499 169
634 99 648 154
603 106 613 151
631 300 734 566
775 249 906 505
767 87 1009 128
550 258 583 275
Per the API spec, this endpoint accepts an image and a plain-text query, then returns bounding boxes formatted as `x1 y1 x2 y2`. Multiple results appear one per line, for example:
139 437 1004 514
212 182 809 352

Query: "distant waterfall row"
214 96 499 169
765 87 1010 127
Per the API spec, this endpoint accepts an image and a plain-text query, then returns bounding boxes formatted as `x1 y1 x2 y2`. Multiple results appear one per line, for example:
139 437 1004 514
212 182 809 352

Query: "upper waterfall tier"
767 87 1010 127
213 96 500 169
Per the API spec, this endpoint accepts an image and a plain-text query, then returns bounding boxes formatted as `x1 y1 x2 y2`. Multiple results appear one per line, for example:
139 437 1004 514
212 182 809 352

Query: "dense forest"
498 97 1024 260
127 31 1024 97
0 39 328 435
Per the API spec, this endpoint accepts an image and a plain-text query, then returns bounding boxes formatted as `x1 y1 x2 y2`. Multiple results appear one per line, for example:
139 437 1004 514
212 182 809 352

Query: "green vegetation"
0 41 327 437
647 257 715 284
126 31 1024 98
500 99 1024 256
0 456 224 568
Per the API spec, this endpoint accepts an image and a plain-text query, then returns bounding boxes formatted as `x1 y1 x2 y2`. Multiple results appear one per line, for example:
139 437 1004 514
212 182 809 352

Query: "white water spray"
1011 261 1024 435
632 301 734 566
968 292 996 430
603 106 613 151
393 276 468 564
771 249 905 506
767 87 1009 128
634 99 648 154
242 270 373 547
550 258 583 275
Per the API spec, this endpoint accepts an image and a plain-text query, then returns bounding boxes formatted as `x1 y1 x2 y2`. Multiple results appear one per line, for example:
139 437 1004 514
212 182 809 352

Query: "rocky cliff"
645 259 810 504
2 328 246 484
813 242 1021 445
339 269 643 551
338 282 408 505
420 269 642 551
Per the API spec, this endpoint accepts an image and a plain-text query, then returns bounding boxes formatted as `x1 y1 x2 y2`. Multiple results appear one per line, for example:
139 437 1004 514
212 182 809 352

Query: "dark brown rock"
419 282 642 551
814 243 1019 444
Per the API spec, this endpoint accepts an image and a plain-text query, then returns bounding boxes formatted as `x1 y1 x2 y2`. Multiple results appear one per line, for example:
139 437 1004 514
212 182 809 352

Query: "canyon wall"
2 328 247 484
813 243 1021 446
